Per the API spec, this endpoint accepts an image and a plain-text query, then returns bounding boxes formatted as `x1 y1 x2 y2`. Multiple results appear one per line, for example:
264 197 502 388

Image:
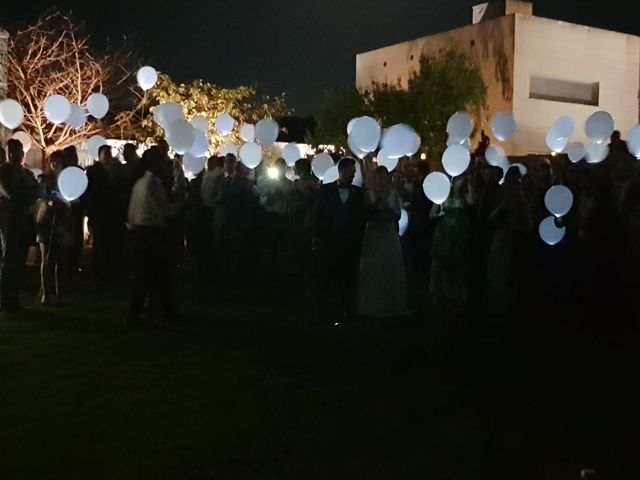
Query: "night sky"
1 0 639 115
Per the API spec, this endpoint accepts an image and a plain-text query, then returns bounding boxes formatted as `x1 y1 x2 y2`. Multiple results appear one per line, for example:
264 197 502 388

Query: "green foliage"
310 51 486 158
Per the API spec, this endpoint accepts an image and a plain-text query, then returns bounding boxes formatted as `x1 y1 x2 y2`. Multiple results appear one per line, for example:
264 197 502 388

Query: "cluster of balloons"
539 184 573 246
545 111 614 164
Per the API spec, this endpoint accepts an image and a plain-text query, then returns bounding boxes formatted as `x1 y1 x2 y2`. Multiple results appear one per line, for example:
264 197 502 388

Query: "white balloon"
154 102 183 128
422 172 451 205
239 142 262 169
511 163 528 177
626 124 640 158
407 131 422 156
442 144 471 177
585 142 609 164
485 145 507 166
191 115 209 133
43 95 71 125
166 119 196 154
585 111 614 144
399 208 409 237
545 185 573 218
348 136 367 159
11 131 32 152
461 138 471 151
349 116 381 153
86 135 107 159
347 117 358 135
66 104 87 130
218 142 238 157
239 123 255 142
376 148 399 172
255 119 279 146
87 93 109 119
57 166 88 201
137 66 158 91
311 153 334 180
352 161 363 187
183 154 206 175
539 216 566 246
552 115 575 139
567 142 586 163
0 99 24 129
215 113 235 135
188 129 209 157
282 143 301 167
380 123 418 158
322 165 340 184
545 130 568 153
491 112 517 142
446 112 474 143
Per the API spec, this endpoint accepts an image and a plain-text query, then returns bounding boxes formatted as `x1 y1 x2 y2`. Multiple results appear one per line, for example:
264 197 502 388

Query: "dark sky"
2 1 639 115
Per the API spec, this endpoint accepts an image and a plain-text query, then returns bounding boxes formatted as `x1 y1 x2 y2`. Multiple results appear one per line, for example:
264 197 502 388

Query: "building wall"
0 29 8 145
355 15 517 152
512 14 640 154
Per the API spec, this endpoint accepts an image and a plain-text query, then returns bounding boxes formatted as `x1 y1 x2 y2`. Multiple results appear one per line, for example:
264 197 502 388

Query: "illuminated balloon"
86 135 107 159
87 93 109 119
255 119 279 146
585 111 614 144
511 163 528 177
57 166 88 201
44 95 71 125
376 148 399 172
422 172 451 205
188 129 209 157
348 136 367 159
11 131 32 152
239 142 262 169
0 99 24 129
545 129 568 153
446 111 474 143
191 115 209 133
154 102 183 128
347 117 358 135
585 142 609 164
399 208 409 236
137 66 158 91
545 185 573 217
551 115 575 139
322 165 340 184
539 216 566 246
491 112 517 141
218 142 238 157
66 104 87 130
627 124 640 158
311 153 334 180
239 123 255 142
567 142 585 163
349 116 381 153
442 144 470 177
166 119 196 154
215 113 235 135
183 154 206 175
380 123 417 158
282 143 301 167
485 145 507 167
352 161 363 187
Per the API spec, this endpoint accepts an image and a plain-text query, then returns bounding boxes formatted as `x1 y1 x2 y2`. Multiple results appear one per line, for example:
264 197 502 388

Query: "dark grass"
0 265 639 479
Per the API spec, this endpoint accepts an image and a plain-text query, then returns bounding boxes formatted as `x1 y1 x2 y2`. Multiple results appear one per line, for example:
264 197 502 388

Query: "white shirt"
127 171 173 228
338 188 350 205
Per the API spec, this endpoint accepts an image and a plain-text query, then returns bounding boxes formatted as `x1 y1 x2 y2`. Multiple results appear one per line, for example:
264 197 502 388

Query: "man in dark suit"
315 157 365 320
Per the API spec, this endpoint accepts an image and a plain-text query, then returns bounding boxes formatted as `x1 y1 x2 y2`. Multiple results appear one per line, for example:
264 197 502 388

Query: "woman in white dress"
358 166 410 317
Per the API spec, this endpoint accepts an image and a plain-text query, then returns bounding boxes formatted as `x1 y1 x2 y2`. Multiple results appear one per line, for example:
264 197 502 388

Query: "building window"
529 76 599 106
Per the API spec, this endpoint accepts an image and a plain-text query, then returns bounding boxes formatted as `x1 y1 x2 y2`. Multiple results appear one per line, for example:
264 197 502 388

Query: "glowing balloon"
66 104 87 130
447 112 474 143
239 142 262 169
626 124 640 158
282 143 301 167
44 95 71 125
86 135 107 159
442 145 470 177
545 130 568 153
191 115 209 133
0 99 24 129
239 123 255 142
567 142 585 163
422 172 451 205
539 216 566 246
154 102 183 128
11 131 32 152
218 142 238 157
255 119 279 146
347 117 358 135
215 113 235 135
87 93 109 119
322 165 340 184
188 129 209 158
349 116 381 153
399 209 409 236
552 115 575 139
312 153 334 180
348 136 367 159
485 145 507 166
352 161 363 187
380 124 418 158
585 142 609 164
183 154 206 175
545 185 573 217
376 148 399 172
166 120 196 154
137 66 158 91
57 166 88 201
491 112 517 141
585 111 614 144
511 163 528 177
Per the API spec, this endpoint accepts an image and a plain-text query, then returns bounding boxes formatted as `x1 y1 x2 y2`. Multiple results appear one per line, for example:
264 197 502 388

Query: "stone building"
355 1 640 155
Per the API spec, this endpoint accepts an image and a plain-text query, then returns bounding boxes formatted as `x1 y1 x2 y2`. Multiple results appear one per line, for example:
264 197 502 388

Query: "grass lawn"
0 264 638 479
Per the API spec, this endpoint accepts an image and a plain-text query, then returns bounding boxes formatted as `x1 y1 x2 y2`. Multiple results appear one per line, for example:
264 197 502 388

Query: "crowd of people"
0 130 638 332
